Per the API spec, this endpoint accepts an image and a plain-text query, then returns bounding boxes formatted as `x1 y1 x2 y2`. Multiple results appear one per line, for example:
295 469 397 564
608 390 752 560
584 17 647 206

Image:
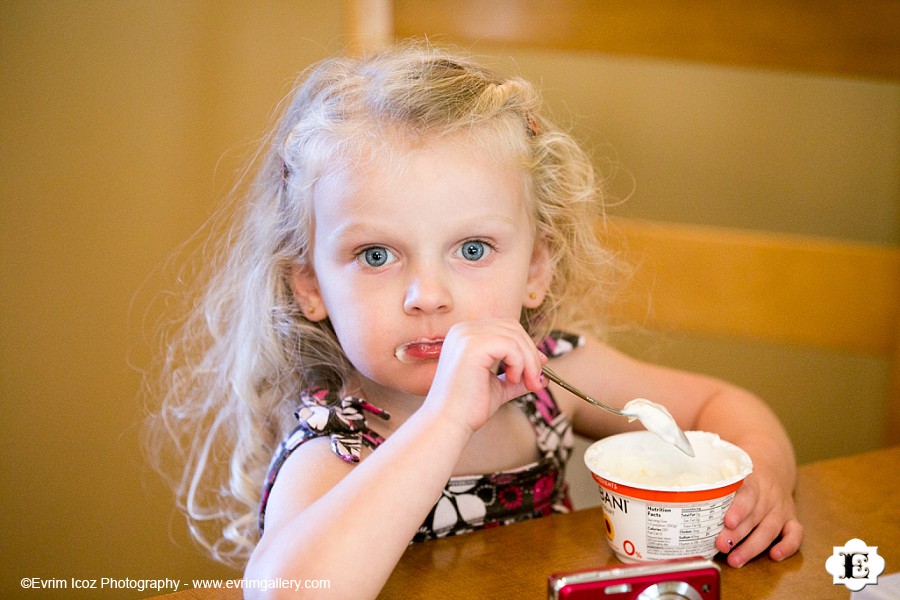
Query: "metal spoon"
542 365 695 457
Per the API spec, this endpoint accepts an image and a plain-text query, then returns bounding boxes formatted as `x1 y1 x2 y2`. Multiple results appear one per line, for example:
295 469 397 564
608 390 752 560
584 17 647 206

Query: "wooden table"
150 446 899 599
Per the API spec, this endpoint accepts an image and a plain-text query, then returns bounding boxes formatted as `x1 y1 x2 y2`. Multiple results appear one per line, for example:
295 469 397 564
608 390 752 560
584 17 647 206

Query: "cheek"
472 267 531 309
322 291 388 360
327 312 377 378
325 303 368 348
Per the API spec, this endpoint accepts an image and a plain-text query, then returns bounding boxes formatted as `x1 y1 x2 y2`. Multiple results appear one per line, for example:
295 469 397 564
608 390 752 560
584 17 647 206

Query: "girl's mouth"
394 339 444 364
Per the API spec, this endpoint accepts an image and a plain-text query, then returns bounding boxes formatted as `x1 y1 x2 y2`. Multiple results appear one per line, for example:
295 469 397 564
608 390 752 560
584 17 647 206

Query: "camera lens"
637 581 703 600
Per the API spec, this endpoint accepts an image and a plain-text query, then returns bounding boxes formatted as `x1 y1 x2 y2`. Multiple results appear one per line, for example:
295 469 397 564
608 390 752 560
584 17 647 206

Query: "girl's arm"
244 319 546 599
549 335 803 568
246 406 469 598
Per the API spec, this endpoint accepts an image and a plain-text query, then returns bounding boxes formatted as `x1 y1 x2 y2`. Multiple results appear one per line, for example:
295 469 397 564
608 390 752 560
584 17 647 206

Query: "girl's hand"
715 470 803 567
423 318 547 436
541 334 802 568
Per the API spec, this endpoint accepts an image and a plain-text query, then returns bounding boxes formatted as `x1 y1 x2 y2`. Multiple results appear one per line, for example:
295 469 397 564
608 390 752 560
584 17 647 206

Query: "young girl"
149 43 802 598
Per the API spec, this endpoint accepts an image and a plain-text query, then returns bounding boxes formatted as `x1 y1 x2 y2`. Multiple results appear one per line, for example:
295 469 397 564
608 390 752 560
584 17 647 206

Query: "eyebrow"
333 214 520 237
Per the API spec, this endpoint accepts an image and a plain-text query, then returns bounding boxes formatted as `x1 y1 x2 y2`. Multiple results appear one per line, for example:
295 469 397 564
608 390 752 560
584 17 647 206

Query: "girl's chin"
360 365 437 399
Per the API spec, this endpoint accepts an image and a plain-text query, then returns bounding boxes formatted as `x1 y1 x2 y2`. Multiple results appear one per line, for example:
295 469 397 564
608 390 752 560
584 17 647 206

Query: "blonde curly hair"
146 42 623 566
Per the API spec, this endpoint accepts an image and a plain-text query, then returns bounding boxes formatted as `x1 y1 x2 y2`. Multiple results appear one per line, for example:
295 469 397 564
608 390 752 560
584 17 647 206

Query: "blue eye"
358 246 396 268
457 240 491 261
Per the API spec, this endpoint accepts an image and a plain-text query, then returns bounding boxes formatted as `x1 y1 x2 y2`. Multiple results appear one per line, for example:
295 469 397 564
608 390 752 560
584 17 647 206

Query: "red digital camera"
548 557 720 599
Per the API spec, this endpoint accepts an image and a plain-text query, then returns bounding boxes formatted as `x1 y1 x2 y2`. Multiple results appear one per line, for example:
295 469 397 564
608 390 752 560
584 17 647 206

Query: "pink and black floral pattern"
259 331 583 540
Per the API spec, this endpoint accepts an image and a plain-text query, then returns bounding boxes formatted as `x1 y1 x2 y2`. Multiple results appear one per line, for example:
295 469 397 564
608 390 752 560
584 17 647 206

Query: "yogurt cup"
584 430 752 563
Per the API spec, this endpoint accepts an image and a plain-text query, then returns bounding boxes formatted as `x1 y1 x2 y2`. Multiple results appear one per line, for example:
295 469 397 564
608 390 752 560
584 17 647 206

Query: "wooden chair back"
341 0 900 445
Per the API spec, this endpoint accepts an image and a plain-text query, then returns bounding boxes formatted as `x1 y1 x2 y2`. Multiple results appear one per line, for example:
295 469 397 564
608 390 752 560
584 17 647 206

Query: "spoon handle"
541 366 625 417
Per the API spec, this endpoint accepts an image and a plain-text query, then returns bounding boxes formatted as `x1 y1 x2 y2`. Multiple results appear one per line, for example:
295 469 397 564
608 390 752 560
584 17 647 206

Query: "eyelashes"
357 246 397 268
456 240 492 261
355 239 495 268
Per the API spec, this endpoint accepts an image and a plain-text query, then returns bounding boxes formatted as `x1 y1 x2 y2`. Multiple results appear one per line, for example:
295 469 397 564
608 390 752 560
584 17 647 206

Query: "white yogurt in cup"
584 431 752 563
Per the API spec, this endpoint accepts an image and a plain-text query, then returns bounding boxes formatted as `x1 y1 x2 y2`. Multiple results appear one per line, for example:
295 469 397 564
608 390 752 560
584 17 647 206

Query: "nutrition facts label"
644 496 734 557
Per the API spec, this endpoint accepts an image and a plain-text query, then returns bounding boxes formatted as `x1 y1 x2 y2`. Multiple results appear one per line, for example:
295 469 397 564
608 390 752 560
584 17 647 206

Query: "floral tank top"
258 331 583 542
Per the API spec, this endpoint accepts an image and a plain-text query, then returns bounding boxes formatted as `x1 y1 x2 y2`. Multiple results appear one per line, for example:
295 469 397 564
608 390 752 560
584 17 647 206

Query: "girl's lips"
395 339 444 364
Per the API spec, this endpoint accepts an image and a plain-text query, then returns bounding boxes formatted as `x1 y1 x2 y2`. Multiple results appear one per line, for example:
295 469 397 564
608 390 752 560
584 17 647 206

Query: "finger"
530 351 549 390
499 372 547 405
501 349 545 393
726 512 787 568
720 512 763 562
724 483 757 530
715 483 759 553
496 337 528 385
518 343 547 391
496 325 546 389
768 518 803 562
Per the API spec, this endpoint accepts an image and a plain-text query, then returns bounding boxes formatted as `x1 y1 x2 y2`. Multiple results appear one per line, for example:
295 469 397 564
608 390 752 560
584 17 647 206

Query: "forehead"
313 133 533 222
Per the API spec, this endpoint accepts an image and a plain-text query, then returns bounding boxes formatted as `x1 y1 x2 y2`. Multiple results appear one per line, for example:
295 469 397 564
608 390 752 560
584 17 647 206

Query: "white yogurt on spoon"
622 398 695 457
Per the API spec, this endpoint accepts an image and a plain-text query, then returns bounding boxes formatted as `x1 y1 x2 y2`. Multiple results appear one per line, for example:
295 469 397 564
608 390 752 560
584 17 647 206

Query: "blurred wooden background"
2 1 897 596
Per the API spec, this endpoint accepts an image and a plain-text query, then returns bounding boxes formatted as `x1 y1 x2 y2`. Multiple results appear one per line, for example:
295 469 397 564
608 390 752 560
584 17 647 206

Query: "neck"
354 374 427 426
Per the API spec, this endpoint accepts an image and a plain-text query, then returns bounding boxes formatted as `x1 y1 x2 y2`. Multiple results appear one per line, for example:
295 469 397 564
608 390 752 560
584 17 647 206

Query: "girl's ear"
523 236 552 309
290 264 329 322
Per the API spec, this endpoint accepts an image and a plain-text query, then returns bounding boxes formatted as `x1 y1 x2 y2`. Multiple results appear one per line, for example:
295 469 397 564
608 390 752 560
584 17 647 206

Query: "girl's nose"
403 270 452 314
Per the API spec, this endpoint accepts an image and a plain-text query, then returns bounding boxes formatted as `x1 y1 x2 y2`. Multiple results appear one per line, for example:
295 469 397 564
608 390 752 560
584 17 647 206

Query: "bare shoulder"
261 436 357 533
